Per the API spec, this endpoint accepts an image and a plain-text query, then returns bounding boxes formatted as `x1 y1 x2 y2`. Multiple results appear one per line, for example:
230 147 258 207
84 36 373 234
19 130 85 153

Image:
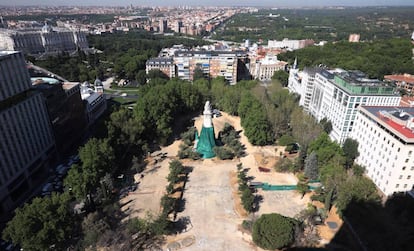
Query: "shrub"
213 146 235 160
278 134 295 146
252 213 297 250
275 157 293 172
241 188 254 212
242 220 253 232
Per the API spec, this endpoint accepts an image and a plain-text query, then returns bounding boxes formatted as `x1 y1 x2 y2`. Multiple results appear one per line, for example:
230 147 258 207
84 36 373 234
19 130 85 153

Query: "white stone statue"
203 101 213 128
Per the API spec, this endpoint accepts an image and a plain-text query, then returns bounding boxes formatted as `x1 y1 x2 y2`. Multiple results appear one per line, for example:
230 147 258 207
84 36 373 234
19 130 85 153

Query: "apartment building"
0 51 56 214
309 69 400 144
173 50 246 84
146 57 176 78
350 106 414 195
384 74 414 95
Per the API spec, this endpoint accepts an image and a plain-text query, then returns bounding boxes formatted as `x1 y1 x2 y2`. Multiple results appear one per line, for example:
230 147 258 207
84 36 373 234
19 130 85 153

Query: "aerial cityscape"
0 2 414 251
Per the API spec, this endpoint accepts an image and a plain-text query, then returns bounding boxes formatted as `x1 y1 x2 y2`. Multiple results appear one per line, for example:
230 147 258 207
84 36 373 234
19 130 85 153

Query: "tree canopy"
65 138 115 206
279 39 414 79
2 193 74 251
252 213 297 250
342 138 360 168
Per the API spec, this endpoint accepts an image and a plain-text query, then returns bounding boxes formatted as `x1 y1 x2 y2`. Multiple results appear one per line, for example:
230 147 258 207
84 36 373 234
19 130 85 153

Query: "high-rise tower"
0 51 55 216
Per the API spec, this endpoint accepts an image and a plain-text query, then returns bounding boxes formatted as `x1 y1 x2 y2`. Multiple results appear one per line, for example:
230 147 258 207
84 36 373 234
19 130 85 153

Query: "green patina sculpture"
195 101 216 158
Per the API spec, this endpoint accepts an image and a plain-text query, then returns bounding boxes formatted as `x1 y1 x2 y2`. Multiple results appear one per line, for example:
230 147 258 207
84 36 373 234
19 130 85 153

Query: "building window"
403 166 406 171
404 184 408 188
396 184 400 188
399 175 403 179
408 175 411 180
405 159 409 163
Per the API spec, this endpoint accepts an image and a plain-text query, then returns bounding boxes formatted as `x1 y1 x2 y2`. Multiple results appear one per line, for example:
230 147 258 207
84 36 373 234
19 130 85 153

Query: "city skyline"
1 0 414 7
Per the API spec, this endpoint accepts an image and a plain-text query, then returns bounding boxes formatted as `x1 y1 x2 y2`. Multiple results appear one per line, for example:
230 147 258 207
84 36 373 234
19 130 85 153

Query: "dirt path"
121 112 309 250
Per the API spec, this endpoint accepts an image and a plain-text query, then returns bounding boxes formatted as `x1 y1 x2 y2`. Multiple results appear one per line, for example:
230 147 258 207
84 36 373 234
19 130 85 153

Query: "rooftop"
174 50 246 57
384 74 414 84
303 67 323 75
330 70 397 96
361 106 414 143
146 57 174 65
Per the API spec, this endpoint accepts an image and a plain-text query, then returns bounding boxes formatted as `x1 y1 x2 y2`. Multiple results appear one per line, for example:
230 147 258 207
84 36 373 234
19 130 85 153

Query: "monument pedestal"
195 101 216 158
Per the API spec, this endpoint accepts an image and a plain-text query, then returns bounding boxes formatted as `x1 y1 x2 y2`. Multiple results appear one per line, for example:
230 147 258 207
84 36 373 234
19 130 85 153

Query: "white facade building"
267 38 314 50
350 106 414 195
0 25 88 56
0 51 55 214
309 69 400 144
80 82 107 126
288 67 322 112
250 54 287 81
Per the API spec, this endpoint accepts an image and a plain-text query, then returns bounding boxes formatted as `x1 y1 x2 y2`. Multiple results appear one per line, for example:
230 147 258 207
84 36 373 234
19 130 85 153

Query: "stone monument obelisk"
195 101 216 158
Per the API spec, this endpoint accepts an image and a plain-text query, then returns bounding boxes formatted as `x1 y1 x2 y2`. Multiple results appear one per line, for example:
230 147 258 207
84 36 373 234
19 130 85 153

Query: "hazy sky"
2 0 414 7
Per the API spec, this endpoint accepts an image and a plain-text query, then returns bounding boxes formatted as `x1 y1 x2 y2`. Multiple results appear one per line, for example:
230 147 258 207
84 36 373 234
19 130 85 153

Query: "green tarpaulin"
196 126 216 158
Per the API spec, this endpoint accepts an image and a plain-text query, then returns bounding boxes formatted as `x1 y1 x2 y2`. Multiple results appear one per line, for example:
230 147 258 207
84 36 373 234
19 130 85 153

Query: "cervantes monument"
195 101 216 158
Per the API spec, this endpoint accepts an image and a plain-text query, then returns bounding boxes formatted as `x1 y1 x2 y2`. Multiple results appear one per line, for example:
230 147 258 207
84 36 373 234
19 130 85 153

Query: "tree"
275 157 291 172
304 151 318 180
291 107 323 150
252 213 297 250
146 69 169 81
336 176 381 214
241 188 255 213
272 70 289 86
193 64 205 81
81 211 110 248
167 160 184 184
65 138 115 207
320 117 333 134
2 193 74 251
342 138 360 168
308 133 344 167
135 70 147 85
213 146 235 160
238 92 273 145
278 134 295 146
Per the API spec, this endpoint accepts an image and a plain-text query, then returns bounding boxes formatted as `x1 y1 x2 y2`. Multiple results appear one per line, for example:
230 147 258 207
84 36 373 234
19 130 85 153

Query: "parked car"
0 240 16 251
53 180 63 191
56 164 69 178
41 182 54 196
212 109 222 117
70 154 80 163
67 159 75 167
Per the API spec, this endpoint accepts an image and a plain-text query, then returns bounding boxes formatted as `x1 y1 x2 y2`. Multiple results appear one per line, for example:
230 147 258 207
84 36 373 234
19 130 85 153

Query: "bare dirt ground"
120 112 310 250
120 140 181 221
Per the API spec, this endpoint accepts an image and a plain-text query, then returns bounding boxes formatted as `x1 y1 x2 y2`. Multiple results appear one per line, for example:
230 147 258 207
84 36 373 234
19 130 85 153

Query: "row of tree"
279 38 414 79
213 8 414 42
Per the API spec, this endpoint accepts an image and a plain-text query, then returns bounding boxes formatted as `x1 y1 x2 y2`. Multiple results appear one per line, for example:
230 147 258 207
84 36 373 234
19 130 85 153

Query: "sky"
1 0 414 7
